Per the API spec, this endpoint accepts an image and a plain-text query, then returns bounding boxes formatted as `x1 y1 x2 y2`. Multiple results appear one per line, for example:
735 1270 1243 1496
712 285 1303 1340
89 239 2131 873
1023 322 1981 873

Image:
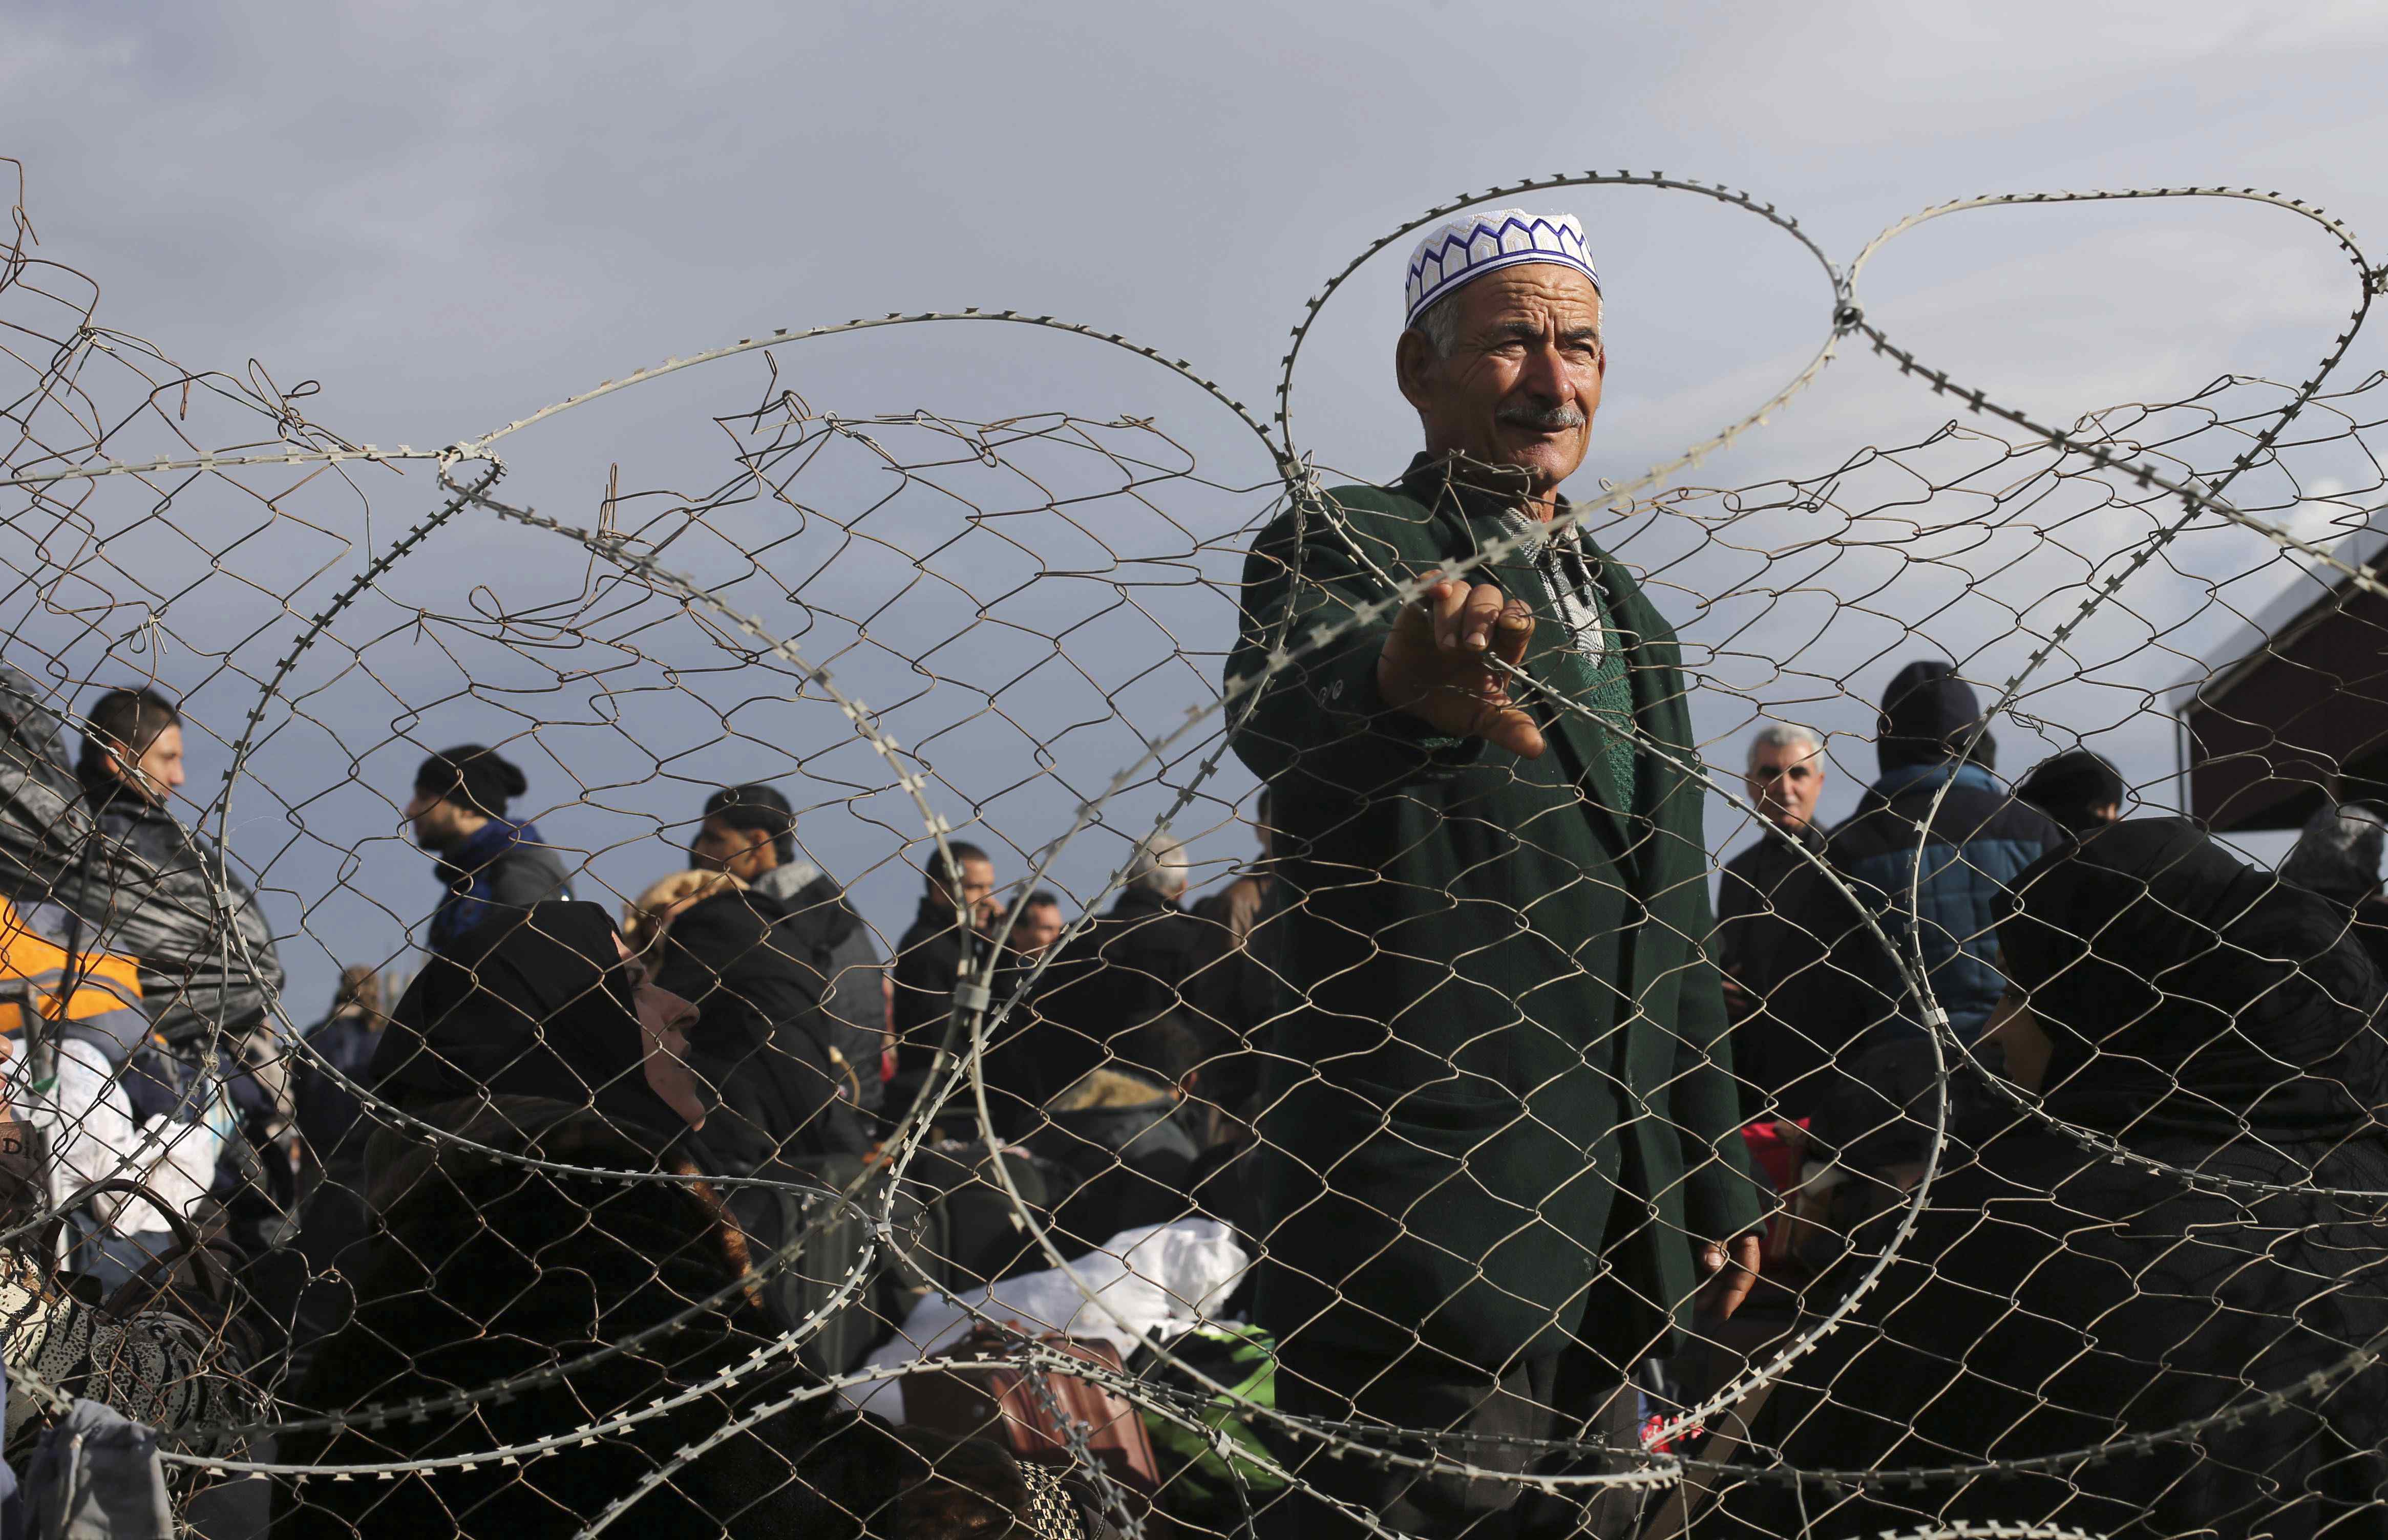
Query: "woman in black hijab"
277 904 1045 1538
647 882 870 1169
1704 820 2388 1539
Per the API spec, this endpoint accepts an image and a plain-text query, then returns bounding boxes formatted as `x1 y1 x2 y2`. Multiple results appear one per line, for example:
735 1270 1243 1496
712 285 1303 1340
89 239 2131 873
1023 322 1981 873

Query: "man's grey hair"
1125 832 1189 897
1409 295 1466 359
1747 722 1824 771
1406 279 1605 360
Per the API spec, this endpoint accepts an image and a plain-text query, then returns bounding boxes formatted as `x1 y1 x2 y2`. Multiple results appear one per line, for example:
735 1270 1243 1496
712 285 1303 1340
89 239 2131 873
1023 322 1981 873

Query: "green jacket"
1225 456 1765 1370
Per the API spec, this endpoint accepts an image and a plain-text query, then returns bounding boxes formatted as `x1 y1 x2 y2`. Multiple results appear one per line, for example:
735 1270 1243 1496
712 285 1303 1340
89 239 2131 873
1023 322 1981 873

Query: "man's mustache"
1496 402 1586 432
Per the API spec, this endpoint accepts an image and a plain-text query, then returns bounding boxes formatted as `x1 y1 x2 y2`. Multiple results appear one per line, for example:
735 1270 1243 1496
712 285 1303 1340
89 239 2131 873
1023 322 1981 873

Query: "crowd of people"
11 609 2363 1540
0 672 1287 1534
0 197 2382 1539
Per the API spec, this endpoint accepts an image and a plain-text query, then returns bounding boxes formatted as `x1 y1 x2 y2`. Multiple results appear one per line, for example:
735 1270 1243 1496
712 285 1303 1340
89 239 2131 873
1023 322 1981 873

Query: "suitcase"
902 1323 1161 1498
732 1153 881 1377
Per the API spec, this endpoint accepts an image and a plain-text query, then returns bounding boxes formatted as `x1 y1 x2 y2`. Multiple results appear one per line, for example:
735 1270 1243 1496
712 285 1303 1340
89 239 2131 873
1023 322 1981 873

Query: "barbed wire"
2 154 2384 1539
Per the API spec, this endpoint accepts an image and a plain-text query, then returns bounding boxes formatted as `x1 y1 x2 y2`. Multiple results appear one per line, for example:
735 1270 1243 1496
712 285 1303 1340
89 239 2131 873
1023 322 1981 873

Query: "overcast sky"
5 1 2386 1013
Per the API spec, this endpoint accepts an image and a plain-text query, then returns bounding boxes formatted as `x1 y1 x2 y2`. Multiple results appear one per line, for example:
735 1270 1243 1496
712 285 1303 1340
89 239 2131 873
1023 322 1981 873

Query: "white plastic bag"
846 1217 1250 1420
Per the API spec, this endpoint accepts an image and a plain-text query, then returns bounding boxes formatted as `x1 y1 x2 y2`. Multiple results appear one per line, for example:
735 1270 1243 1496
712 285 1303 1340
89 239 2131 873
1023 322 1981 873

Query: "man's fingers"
1426 579 1468 652
1492 597 1534 669
1457 583 1507 652
1385 575 1545 757
1706 1235 1764 1320
1476 702 1546 760
1476 596 1540 756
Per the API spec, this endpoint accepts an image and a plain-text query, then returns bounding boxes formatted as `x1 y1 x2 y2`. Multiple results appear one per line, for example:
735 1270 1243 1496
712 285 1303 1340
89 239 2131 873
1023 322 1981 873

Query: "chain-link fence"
4 158 2387 1538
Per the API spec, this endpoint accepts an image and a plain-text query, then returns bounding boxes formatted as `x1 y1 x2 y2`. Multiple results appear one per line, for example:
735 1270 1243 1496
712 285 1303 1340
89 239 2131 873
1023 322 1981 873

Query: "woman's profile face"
614 934 705 1128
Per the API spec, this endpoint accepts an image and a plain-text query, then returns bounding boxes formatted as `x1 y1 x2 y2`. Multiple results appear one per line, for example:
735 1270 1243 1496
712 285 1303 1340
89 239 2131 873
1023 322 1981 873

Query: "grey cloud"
5 0 2384 1007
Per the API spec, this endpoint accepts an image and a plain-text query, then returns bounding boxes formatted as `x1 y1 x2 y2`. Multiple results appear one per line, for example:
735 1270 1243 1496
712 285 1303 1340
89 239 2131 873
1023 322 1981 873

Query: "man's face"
1398 265 1605 504
403 789 466 852
690 816 774 881
1746 740 1824 831
115 723 186 805
933 856 998 928
1008 900 1064 960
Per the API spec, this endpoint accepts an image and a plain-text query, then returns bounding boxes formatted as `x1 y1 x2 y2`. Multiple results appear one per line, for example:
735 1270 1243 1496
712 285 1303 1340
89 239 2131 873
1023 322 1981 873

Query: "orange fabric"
0 897 142 1034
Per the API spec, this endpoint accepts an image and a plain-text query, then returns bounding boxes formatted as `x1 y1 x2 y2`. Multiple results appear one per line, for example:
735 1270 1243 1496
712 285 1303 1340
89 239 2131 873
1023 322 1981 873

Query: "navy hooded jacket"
1820 661 2061 1043
426 817 572 958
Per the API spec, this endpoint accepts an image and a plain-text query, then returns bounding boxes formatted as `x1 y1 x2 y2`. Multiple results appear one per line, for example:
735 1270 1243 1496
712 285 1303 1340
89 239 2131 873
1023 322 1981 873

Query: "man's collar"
752 861 821 901
81 764 163 818
1397 451 1568 525
915 893 972 929
454 815 527 861
1766 818 1824 851
1111 886 1175 915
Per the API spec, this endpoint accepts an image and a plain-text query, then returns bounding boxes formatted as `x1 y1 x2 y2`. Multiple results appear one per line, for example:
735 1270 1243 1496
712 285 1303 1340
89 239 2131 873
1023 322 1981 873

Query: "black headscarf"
652 888 866 1163
1995 817 2388 1146
2015 747 2125 835
371 901 692 1145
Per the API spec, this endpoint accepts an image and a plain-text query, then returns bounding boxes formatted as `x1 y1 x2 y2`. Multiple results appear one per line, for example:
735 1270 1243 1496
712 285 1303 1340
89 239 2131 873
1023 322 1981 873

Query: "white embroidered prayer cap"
1403 208 1600 330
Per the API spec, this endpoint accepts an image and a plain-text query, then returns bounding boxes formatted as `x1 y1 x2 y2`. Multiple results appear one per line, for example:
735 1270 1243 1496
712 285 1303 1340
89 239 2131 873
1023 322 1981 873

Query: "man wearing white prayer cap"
1225 211 1766 1538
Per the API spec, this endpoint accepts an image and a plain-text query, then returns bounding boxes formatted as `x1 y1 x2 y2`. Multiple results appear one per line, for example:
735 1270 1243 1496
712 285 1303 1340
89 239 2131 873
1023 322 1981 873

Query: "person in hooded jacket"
282 902 1065 1539
690 783 889 1123
402 744 572 960
1704 819 2388 1539
2279 800 2388 981
1821 660 2061 1042
1793 661 2061 1177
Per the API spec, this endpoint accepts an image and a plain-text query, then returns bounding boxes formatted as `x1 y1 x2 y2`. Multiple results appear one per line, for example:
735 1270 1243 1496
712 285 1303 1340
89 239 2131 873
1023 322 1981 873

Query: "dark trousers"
1260 1341 1649 1540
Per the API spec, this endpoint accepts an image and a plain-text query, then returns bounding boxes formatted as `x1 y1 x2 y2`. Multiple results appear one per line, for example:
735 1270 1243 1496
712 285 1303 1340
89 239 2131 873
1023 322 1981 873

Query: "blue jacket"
427 818 571 958
1825 759 2060 1041
294 1006 384 1171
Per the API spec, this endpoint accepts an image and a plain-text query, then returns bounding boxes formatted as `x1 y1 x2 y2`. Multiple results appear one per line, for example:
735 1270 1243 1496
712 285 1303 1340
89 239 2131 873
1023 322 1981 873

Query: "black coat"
973 951 1070 1141
1180 873 1277 1112
889 898 992 1094
1710 821 2388 1537
1713 821 1842 1119
654 888 870 1168
754 864 888 1116
272 1098 971 1539
1225 458 1765 1369
0 667 284 1042
370 901 692 1147
1028 886 1205 1093
1708 1131 2388 1538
